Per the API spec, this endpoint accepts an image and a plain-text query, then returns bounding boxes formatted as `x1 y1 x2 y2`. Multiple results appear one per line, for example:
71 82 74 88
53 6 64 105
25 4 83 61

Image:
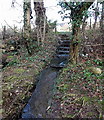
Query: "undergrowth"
47 59 103 118
2 32 57 119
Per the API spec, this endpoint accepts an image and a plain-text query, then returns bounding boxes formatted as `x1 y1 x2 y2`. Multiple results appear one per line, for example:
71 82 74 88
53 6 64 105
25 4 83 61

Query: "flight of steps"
50 34 70 68
56 34 70 58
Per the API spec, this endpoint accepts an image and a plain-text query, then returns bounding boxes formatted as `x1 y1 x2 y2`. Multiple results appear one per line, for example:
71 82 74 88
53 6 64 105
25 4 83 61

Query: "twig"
63 0 74 10
4 20 14 31
4 20 18 34
72 98 85 118
6 85 31 115
81 44 104 46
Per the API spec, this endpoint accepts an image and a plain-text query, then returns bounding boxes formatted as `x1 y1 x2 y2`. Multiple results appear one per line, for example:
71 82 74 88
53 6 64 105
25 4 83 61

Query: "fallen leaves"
48 59 103 118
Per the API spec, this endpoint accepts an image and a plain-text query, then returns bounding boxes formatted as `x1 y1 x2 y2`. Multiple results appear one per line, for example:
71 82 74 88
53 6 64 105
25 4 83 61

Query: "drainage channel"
21 66 60 118
21 34 70 118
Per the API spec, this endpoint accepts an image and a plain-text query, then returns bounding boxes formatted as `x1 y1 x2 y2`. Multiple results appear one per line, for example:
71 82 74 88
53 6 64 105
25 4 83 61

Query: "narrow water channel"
22 66 60 118
21 34 69 118
21 56 68 118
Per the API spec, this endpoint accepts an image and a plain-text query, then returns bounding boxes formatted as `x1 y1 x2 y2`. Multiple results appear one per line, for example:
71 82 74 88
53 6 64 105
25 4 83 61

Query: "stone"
87 67 102 74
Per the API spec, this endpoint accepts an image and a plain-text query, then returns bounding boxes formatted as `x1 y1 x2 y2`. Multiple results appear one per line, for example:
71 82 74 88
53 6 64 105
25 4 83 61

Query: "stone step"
59 36 70 39
58 50 69 54
60 40 70 44
58 40 70 44
63 39 70 41
61 38 70 41
59 36 69 38
51 61 68 68
56 54 70 58
62 40 70 42
58 47 70 50
60 43 70 47
60 41 70 44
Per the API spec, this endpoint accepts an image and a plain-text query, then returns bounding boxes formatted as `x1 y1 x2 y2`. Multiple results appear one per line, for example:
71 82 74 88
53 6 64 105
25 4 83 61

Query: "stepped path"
57 35 70 58
51 34 70 67
21 34 70 118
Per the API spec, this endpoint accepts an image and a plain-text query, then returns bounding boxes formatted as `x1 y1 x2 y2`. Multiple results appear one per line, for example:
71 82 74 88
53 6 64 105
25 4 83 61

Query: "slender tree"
2 26 6 40
23 0 32 55
34 1 46 46
100 1 104 30
82 15 88 32
93 2 99 29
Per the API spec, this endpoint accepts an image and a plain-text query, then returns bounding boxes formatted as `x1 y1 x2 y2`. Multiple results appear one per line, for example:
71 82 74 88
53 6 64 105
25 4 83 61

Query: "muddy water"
22 66 60 118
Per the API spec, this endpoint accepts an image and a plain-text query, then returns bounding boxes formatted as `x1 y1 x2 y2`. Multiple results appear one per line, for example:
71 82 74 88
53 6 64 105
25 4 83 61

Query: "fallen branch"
81 44 104 46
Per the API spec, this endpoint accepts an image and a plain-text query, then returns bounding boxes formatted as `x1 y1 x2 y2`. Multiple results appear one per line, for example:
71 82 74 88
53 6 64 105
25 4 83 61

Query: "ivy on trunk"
23 1 32 55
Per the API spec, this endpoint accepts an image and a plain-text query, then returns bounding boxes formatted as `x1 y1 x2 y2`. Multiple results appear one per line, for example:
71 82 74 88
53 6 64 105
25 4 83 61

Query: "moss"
0 109 3 114
7 56 14 59
34 69 40 75
82 96 92 103
87 112 95 116
57 84 69 92
3 75 33 90
14 68 25 73
64 114 74 118
5 76 18 82
0 100 3 104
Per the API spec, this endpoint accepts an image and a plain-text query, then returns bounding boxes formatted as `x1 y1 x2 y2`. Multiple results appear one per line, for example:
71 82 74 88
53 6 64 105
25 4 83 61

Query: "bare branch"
11 0 16 7
75 0 95 12
63 0 74 10
4 20 18 34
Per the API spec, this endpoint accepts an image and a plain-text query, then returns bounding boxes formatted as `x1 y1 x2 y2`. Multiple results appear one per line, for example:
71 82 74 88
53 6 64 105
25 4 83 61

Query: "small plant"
85 60 92 66
83 69 92 78
7 58 20 66
93 59 103 66
57 84 69 92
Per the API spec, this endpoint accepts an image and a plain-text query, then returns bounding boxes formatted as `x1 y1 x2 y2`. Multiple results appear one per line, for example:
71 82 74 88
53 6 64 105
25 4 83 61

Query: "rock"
87 67 102 74
10 46 15 50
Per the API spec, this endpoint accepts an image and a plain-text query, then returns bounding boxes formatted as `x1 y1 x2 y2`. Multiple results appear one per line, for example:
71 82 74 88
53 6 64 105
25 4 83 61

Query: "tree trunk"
2 26 6 40
82 16 88 40
23 1 31 55
90 17 92 29
60 1 95 64
100 2 104 47
93 2 99 29
70 23 80 64
34 1 46 46
70 41 79 64
41 14 46 47
70 2 95 64
82 16 88 32
100 2 104 30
